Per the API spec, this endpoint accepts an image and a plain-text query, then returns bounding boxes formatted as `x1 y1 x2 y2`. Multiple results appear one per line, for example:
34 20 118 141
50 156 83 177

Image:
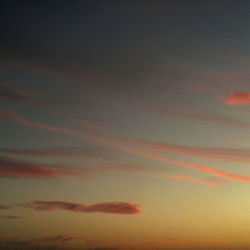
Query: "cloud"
100 163 158 172
0 85 41 105
144 173 204 184
32 235 77 245
126 102 250 130
0 234 77 250
0 155 92 178
0 205 10 209
0 215 22 219
144 173 225 186
2 110 250 183
220 92 250 106
163 238 228 243
139 140 250 163
22 200 142 214
0 145 108 159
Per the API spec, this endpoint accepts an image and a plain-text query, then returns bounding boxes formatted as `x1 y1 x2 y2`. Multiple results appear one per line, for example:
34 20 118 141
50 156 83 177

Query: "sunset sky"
2 1 250 249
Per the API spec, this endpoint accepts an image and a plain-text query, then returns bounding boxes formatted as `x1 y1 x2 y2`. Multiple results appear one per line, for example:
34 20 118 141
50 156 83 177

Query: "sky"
1 1 250 249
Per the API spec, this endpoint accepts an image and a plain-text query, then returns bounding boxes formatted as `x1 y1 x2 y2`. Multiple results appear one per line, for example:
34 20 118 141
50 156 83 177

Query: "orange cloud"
23 200 142 214
2 110 250 183
221 92 250 105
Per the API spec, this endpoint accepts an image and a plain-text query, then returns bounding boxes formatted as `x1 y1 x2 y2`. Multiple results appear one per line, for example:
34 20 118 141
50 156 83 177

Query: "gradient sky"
1 1 250 249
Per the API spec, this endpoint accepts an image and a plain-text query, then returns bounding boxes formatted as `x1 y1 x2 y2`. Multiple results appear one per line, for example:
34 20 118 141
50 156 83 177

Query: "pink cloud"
143 173 225 186
23 200 142 214
220 92 250 106
0 156 92 178
2 110 250 183
144 173 202 183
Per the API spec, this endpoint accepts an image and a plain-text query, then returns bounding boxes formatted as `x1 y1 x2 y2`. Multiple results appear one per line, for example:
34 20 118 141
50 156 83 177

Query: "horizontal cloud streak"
140 140 250 163
0 215 22 219
0 205 10 210
0 145 108 159
123 101 250 130
0 156 92 178
144 173 201 183
23 200 142 214
0 85 41 105
164 238 228 243
2 110 250 183
100 163 158 172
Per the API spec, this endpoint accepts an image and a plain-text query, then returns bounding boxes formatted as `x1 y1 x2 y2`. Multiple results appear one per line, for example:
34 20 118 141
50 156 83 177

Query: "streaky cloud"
0 215 22 219
2 110 250 183
0 155 92 178
0 205 10 210
22 200 142 214
139 139 250 163
0 85 41 105
0 145 108 159
100 163 157 172
144 173 205 184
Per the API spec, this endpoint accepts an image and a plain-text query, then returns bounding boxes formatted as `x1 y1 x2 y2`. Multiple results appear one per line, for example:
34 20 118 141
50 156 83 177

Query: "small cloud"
220 92 250 106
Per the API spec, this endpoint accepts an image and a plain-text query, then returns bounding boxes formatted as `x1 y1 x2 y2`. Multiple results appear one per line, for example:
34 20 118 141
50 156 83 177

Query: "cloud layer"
2 110 250 183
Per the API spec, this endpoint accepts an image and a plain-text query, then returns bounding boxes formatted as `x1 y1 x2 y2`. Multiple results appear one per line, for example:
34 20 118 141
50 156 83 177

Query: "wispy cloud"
100 163 159 172
127 102 250 130
0 205 10 210
2 110 250 183
0 234 78 250
220 92 250 106
0 215 22 219
0 85 41 105
22 200 142 214
32 235 77 245
0 155 92 178
144 173 205 184
163 238 228 243
139 140 250 163
0 145 108 159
